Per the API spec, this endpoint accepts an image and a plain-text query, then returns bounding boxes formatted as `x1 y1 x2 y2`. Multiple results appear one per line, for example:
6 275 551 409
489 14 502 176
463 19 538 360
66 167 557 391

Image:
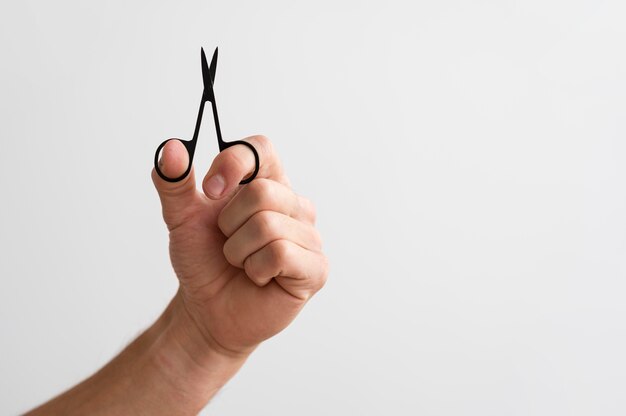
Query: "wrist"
144 291 251 410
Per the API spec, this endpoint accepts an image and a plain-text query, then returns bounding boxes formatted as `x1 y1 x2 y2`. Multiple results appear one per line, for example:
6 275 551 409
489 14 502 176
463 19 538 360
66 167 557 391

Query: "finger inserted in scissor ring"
221 140 260 185
154 138 195 183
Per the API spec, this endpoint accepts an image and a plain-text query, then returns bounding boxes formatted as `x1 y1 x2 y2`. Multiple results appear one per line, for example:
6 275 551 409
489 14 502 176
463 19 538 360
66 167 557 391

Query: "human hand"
152 135 328 358
23 136 327 415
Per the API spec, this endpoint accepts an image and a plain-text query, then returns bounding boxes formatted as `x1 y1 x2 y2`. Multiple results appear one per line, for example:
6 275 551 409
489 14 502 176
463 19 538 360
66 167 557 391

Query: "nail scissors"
154 47 260 184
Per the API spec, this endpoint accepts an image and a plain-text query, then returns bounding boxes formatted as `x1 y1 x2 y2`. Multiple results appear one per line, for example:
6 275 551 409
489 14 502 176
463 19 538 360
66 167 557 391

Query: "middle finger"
217 178 316 237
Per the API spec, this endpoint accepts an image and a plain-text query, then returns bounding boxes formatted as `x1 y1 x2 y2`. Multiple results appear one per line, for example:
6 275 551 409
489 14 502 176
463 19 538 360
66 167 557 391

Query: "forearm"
26 291 249 415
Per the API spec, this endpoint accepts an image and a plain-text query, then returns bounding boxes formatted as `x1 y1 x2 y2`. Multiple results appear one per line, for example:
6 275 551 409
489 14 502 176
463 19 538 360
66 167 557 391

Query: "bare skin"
26 135 328 415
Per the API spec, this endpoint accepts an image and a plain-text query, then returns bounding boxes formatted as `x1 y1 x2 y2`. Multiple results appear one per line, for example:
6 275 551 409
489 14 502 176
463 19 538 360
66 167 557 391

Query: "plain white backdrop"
1 1 625 414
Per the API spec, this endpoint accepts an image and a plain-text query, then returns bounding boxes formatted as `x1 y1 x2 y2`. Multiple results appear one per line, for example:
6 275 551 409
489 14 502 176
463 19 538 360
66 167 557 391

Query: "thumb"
151 139 197 230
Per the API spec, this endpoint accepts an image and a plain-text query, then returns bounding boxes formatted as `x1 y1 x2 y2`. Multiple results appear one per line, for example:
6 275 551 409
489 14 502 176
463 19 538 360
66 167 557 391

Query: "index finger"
202 135 290 200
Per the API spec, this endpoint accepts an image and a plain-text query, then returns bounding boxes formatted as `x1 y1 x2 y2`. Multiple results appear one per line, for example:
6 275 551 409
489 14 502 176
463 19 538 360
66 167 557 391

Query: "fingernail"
205 174 225 197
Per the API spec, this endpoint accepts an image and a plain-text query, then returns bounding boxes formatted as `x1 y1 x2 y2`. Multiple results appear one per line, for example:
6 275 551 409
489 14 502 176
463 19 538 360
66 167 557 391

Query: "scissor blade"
201 47 212 90
209 47 218 84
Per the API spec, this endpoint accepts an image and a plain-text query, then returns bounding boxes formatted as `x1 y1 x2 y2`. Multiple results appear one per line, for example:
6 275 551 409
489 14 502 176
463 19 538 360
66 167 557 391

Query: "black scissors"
154 47 260 184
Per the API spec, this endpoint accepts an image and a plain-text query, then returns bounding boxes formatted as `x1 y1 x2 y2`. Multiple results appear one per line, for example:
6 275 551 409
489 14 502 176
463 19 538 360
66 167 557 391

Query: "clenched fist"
152 134 328 356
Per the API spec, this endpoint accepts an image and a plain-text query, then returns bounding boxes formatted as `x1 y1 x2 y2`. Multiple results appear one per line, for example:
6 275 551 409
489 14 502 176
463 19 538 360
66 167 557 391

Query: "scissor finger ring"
154 47 260 185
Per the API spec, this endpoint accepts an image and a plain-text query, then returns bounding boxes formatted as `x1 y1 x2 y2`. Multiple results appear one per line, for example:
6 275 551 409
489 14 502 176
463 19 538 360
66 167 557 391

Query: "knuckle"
298 196 317 223
311 228 323 250
253 135 279 166
252 210 280 237
269 239 291 266
307 199 318 223
247 178 276 208
315 254 330 290
253 135 273 154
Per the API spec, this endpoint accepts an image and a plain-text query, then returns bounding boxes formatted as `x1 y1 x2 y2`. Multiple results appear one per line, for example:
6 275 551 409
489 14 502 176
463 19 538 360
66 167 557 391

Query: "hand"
24 135 327 415
152 135 328 357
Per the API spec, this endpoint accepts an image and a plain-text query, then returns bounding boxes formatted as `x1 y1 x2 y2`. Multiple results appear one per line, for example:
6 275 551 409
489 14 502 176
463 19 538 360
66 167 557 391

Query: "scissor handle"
153 138 259 185
221 140 260 185
153 138 195 183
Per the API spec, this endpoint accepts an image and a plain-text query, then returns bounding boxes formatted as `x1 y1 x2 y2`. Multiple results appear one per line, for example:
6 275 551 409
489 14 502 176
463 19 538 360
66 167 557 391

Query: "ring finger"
223 210 322 268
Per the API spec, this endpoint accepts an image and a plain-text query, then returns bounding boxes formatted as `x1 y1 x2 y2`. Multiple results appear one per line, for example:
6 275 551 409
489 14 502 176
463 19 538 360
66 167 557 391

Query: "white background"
1 1 625 415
